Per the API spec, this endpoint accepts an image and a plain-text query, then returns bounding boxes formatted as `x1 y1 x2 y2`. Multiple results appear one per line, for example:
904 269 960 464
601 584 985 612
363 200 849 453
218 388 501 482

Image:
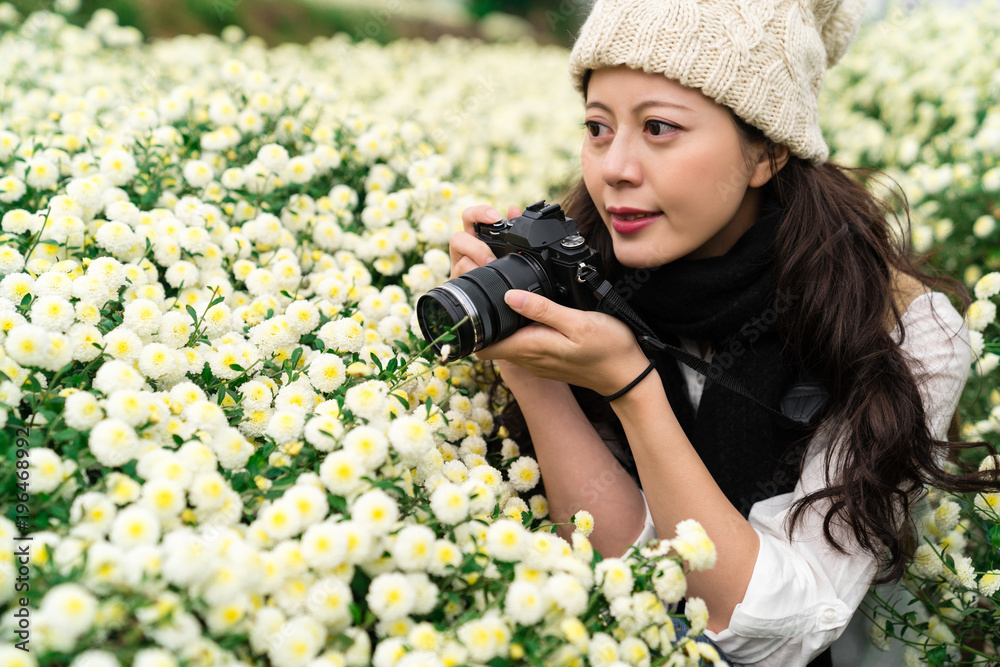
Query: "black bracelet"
602 359 656 402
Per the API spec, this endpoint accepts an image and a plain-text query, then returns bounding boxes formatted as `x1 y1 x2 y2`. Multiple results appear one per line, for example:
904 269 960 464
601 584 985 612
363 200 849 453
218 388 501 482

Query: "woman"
449 1 990 664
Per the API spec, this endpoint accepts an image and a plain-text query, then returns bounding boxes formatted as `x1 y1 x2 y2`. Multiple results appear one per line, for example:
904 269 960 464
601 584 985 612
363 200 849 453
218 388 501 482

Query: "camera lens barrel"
416 253 550 360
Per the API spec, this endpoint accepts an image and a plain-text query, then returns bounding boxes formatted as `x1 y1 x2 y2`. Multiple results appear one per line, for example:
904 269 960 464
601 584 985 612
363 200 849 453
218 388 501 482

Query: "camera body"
416 201 601 360
474 201 600 309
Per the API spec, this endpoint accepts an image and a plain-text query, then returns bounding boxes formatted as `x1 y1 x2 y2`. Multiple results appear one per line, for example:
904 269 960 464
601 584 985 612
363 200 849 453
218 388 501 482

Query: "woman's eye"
584 121 607 137
645 120 677 136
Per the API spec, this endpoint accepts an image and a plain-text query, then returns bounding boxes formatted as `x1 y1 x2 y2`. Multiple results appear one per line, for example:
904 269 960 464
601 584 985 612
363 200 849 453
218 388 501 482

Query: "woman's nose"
601 132 642 187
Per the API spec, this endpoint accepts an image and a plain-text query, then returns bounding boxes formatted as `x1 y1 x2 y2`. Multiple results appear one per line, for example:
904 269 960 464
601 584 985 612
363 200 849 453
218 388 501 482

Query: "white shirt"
631 292 971 666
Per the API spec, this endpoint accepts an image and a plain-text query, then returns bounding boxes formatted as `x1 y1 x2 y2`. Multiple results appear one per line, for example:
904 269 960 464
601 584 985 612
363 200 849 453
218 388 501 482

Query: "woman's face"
581 67 775 267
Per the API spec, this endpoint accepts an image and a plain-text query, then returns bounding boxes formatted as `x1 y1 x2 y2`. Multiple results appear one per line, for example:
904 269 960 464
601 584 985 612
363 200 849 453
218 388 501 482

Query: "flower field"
0 2 998 666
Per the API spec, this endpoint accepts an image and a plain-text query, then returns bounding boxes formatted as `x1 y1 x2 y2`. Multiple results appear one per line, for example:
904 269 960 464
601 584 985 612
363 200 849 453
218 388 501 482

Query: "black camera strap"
575 264 828 428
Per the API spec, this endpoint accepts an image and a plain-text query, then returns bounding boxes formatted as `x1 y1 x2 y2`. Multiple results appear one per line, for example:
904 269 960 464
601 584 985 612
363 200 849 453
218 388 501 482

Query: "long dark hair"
560 114 1000 583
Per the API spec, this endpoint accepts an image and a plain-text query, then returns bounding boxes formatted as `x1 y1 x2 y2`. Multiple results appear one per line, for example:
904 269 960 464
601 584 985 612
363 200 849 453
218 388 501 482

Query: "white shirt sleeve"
632 292 971 666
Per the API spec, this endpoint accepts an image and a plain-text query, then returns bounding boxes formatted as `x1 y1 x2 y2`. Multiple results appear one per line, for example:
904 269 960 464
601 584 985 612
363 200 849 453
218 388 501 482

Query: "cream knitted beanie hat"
568 0 868 164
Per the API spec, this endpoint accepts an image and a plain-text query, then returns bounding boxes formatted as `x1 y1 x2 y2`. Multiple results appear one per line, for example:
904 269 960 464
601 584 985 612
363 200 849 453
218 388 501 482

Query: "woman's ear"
749 144 790 188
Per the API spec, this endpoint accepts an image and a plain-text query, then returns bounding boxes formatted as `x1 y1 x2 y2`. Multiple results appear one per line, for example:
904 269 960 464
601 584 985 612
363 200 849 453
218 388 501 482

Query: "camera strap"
575 263 828 428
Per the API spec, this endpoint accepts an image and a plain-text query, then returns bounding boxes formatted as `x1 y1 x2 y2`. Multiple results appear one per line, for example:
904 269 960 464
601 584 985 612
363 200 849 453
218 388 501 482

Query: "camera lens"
416 253 550 360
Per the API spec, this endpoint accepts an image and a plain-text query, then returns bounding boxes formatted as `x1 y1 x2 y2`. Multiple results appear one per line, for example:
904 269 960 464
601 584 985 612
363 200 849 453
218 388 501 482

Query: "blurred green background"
2 0 592 45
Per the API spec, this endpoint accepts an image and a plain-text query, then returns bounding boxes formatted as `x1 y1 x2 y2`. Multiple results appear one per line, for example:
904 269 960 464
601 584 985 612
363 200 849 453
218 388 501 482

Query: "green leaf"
989 523 1000 550
185 304 198 321
926 645 947 667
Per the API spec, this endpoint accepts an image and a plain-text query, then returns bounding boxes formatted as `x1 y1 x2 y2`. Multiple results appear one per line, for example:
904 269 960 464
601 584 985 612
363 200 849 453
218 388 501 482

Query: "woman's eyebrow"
585 100 693 113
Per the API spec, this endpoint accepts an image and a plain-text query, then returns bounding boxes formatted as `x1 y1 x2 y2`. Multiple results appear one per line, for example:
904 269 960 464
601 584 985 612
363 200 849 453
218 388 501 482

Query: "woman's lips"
608 207 660 234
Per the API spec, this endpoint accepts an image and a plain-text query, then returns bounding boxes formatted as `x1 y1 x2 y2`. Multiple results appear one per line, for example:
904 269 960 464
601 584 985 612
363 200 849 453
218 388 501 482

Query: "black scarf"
609 197 813 517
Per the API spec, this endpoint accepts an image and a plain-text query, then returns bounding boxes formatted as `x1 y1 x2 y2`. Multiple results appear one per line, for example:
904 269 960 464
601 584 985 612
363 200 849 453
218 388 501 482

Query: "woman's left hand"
475 289 652 397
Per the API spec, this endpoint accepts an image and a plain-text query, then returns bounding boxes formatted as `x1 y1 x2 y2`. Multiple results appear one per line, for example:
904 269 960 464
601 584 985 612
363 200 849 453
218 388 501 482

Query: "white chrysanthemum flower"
157 311 193 348
975 272 1000 300
122 298 162 336
94 220 136 257
257 500 302 541
0 245 24 278
367 572 416 621
285 300 319 334
257 143 290 172
283 155 316 184
319 450 365 496
109 505 161 548
320 317 365 353
337 424 386 468
104 389 150 427
26 156 60 189
301 521 348 570
33 272 73 299
388 414 435 462
305 576 352 628
307 353 347 393
302 413 343 453
933 499 962 533
910 543 944 579
595 558 634 600
965 299 997 332
92 359 144 394
5 323 51 368
587 632 619 667
238 379 272 410
284 483 329 527
685 596 710 635
211 426 255 470
88 418 140 467
507 456 541 492
189 471 229 510
653 557 687 604
141 478 186 520
0 272 33 304
351 488 398 535
953 554 977 590
979 569 1000 597
39 583 98 637
504 580 547 626
572 509 595 537
391 524 436 572
182 159 214 188
99 149 138 186
427 539 462 577
545 572 589 617
672 519 717 571
429 482 469 525
485 519 526 562
28 447 64 494
137 343 174 381
344 379 390 421
63 390 103 431
67 323 103 363
103 326 142 362
183 399 227 434
266 409 306 445
29 294 75 331
0 175 26 203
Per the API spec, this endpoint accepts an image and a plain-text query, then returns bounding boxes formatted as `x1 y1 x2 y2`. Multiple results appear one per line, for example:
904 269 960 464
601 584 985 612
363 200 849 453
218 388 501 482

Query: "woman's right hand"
450 203 569 396
449 204 521 279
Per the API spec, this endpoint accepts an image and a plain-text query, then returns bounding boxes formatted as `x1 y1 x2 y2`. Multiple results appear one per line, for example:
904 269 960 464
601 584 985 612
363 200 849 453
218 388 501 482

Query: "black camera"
416 201 602 361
